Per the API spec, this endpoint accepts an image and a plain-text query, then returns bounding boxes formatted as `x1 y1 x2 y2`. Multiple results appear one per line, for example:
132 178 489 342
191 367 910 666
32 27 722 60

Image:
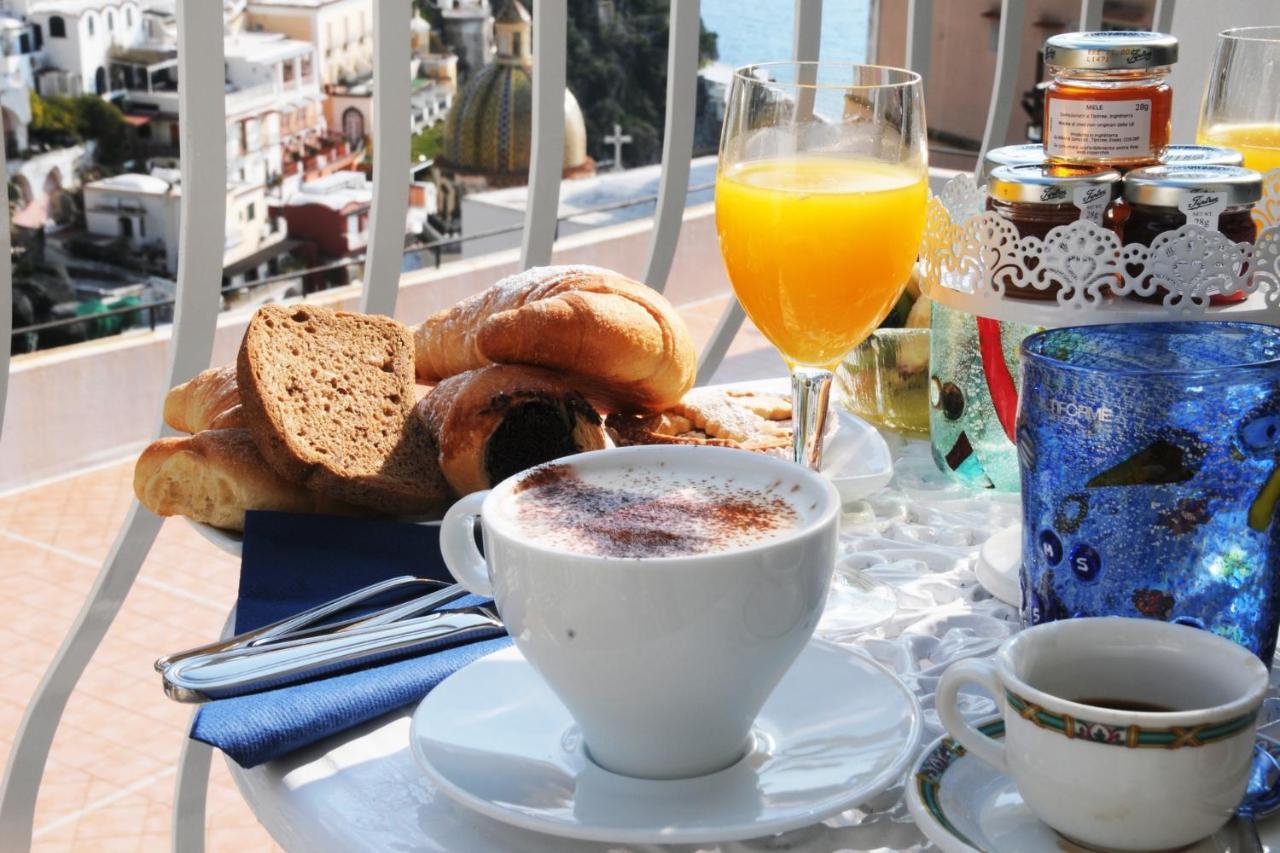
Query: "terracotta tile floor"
0 297 779 851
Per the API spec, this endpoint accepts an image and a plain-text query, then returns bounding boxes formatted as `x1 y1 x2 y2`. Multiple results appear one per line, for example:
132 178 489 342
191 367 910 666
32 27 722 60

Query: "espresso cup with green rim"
937 617 1268 851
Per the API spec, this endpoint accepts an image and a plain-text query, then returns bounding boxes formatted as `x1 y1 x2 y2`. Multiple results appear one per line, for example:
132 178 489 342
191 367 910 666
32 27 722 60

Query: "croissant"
415 365 607 495
133 429 364 531
413 265 696 413
163 365 245 433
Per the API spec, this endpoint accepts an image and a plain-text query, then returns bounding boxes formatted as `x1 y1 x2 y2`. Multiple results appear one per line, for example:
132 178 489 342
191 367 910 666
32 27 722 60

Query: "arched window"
48 16 65 38
125 7 132 26
86 14 95 36
94 66 106 95
342 107 364 146
107 11 114 30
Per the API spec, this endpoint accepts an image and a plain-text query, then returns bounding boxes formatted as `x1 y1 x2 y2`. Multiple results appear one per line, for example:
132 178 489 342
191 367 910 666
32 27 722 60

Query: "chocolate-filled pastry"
416 365 607 495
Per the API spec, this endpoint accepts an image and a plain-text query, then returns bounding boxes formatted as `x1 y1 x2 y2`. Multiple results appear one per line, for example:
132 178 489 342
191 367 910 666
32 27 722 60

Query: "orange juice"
1198 124 1280 174
715 156 928 369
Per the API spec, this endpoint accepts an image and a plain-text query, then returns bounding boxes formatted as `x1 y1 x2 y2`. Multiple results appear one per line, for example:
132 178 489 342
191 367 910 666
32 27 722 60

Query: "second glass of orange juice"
1197 27 1280 175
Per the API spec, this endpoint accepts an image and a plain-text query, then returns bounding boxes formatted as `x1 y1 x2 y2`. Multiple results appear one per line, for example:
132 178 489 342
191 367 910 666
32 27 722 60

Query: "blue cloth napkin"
189 511 511 768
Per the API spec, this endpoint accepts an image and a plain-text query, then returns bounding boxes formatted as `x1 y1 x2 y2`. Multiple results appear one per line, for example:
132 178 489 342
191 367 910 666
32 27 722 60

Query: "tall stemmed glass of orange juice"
717 63 928 468
1198 27 1280 175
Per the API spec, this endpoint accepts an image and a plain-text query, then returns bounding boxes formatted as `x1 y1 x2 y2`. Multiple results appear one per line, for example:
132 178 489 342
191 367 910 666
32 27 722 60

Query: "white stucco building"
114 29 329 195
83 168 286 278
0 0 174 157
16 0 154 97
0 13 37 155
242 0 372 87
223 30 326 189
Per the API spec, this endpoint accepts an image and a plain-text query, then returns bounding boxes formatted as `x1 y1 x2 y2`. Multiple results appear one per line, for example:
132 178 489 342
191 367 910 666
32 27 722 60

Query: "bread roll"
164 365 245 433
236 304 451 516
413 265 695 413
133 429 362 531
416 365 607 495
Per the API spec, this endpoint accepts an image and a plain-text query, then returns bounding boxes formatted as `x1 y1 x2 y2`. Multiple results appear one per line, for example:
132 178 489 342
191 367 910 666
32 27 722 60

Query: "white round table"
227 441 1280 851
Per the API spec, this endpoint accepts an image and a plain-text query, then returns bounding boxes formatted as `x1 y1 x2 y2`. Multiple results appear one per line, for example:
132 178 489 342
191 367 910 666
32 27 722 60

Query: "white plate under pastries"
409 639 921 844
188 378 894 557
905 721 1256 852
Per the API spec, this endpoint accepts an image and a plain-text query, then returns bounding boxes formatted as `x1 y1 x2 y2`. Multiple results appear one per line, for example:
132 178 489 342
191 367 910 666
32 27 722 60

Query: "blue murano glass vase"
1018 322 1280 665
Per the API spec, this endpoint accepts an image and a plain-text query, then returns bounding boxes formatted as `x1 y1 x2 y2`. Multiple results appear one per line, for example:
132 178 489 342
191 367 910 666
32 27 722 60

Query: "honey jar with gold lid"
1043 31 1178 169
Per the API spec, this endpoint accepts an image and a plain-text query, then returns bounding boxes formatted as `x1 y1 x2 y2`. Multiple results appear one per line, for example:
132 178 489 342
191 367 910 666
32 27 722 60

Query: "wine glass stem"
791 367 833 470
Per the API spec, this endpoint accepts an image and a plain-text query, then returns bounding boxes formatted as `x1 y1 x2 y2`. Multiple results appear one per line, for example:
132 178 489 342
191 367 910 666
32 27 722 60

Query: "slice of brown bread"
237 303 452 515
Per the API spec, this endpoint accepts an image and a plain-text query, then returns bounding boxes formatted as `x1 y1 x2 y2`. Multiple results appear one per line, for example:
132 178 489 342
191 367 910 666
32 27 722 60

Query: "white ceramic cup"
439 445 841 780
937 617 1269 851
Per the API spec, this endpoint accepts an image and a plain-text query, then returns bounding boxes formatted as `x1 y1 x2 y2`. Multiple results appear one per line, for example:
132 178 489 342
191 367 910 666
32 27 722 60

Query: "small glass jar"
1120 164 1262 304
987 164 1121 300
1108 145 1243 232
980 144 1047 182
1043 31 1178 169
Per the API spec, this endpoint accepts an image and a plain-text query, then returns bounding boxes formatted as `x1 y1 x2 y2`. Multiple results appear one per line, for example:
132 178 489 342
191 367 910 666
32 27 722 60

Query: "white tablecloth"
229 439 1280 851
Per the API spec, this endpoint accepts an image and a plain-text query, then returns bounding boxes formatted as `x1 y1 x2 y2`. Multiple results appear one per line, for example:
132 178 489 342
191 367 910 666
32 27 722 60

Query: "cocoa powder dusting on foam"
512 469 801 558
513 463 573 494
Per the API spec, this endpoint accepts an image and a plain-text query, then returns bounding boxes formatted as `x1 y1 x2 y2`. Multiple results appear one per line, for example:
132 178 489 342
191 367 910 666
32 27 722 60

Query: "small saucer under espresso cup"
935 617 1269 851
410 638 922 844
905 720 1258 853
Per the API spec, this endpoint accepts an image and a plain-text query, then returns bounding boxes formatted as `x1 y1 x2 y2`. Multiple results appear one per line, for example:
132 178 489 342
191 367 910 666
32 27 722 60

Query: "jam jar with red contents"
1043 31 1178 169
987 164 1122 301
1120 164 1263 305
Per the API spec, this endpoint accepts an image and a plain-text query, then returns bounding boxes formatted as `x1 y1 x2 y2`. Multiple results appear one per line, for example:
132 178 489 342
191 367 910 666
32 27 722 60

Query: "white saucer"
975 523 1021 607
906 720 1254 852
409 638 922 845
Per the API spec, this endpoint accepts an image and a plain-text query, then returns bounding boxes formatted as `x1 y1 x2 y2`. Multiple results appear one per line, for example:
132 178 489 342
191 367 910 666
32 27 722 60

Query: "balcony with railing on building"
280 130 360 185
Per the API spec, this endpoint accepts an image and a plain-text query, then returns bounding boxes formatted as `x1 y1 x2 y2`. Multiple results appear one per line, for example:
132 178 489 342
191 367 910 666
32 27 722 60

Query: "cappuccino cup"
937 617 1268 851
439 445 841 780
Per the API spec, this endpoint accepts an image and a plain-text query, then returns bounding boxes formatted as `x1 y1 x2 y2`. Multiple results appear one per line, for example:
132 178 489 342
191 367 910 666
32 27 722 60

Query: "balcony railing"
10 179 718 344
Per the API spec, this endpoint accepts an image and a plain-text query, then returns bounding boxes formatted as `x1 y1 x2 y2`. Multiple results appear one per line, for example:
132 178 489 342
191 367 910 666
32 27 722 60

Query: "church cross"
603 123 632 171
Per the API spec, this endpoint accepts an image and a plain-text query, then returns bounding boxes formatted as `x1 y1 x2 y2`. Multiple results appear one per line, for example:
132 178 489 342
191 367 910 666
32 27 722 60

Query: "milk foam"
501 461 814 558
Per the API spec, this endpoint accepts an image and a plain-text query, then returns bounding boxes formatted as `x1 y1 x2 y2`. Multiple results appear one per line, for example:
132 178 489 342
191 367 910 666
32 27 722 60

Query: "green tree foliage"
411 122 445 162
520 0 717 167
28 91 130 165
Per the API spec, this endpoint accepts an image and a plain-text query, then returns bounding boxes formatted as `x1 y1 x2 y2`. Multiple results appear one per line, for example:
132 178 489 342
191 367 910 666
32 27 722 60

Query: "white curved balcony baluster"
0 1 227 849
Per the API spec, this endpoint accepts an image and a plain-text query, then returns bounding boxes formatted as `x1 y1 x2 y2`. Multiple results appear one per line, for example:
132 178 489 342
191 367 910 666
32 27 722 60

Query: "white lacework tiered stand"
919 169 1280 327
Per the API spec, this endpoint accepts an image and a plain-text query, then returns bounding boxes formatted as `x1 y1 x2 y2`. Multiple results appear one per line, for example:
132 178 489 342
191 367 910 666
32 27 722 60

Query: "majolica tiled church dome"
438 0 592 185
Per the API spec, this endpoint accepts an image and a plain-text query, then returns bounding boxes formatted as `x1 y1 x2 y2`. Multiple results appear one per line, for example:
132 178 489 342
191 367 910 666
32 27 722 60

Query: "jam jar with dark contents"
1043 31 1178 169
1120 164 1263 305
987 164 1122 300
1108 146 1246 232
